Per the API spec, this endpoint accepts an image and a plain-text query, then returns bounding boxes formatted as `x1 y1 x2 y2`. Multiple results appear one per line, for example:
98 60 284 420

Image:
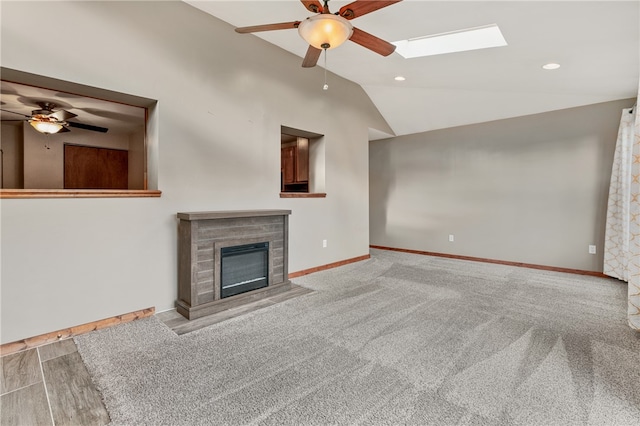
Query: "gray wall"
370 99 635 272
0 1 391 343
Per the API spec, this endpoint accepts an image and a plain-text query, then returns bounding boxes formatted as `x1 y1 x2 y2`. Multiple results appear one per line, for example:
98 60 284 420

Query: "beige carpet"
75 249 640 425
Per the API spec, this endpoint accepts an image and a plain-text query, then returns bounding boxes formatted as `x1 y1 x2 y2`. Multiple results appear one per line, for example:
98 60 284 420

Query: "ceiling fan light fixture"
298 14 353 50
29 119 64 135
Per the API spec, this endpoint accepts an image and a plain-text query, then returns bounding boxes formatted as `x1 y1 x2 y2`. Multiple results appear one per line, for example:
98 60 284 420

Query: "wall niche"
0 68 159 197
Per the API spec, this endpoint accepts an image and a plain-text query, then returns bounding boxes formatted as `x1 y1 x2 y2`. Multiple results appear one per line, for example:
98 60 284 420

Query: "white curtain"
603 89 640 330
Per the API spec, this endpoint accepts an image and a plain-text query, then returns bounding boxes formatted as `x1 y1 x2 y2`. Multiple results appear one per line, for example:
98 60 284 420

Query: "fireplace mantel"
177 210 292 221
176 209 292 320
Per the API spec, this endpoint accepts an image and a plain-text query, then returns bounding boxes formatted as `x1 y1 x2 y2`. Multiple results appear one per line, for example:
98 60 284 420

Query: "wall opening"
280 125 325 195
0 67 159 197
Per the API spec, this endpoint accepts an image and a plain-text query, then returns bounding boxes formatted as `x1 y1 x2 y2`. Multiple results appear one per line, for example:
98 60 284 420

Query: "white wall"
128 126 145 190
0 1 392 343
370 99 634 272
309 137 326 193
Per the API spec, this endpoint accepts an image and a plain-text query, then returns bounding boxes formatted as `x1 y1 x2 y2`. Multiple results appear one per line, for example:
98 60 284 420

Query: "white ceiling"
0 81 145 134
186 0 640 139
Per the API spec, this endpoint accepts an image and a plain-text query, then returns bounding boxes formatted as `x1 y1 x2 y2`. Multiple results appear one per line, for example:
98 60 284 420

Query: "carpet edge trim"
370 245 609 278
289 254 371 278
0 307 155 356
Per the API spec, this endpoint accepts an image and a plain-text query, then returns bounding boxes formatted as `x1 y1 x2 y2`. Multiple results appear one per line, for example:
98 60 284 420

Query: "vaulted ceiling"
186 0 639 139
2 2 637 139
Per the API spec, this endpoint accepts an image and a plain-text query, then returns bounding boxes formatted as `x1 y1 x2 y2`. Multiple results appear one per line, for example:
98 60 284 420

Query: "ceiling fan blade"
235 21 300 34
301 45 322 68
339 0 402 20
0 108 30 118
300 0 322 13
48 109 77 121
349 27 396 56
67 121 109 133
58 126 71 133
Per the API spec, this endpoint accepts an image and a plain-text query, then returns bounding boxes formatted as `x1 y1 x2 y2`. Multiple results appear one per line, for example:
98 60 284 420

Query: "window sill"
0 189 162 199
280 192 326 198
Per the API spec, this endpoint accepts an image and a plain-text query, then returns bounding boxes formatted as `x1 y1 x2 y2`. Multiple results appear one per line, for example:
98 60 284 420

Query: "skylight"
392 24 507 59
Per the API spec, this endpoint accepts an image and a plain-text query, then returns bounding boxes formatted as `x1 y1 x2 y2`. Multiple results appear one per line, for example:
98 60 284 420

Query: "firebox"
220 242 269 298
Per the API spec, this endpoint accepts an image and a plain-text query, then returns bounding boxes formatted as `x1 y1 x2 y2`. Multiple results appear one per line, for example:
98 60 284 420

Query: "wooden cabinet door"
64 145 100 189
281 146 295 184
64 145 128 189
98 148 128 189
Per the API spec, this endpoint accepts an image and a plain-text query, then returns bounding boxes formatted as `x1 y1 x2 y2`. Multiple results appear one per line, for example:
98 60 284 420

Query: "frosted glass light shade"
298 14 353 50
29 120 63 134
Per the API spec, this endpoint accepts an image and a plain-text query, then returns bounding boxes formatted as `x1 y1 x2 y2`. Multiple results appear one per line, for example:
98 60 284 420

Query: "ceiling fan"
1 102 108 135
235 0 402 68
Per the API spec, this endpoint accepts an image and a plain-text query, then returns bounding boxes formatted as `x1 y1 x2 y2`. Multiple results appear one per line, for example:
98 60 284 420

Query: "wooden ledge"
0 189 162 199
280 192 326 198
177 210 291 221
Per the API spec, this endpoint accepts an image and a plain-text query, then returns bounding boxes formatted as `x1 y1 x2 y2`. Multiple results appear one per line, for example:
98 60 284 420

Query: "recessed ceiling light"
392 24 507 59
542 63 561 70
394 76 406 81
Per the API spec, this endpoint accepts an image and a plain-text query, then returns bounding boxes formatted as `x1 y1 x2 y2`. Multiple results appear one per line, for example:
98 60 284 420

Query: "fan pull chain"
323 48 329 91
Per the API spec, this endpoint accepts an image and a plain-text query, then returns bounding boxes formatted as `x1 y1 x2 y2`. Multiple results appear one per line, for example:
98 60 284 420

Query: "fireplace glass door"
220 242 269 298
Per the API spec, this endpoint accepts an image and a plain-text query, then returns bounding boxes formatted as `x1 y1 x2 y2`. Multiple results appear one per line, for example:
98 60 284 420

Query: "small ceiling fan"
235 0 402 68
1 102 108 134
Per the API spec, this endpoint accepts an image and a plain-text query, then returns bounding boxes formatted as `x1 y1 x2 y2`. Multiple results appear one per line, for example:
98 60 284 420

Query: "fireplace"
176 210 291 320
220 242 269 298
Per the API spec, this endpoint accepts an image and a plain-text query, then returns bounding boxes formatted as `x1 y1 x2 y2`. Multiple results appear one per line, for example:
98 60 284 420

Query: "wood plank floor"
0 340 109 426
1 284 314 424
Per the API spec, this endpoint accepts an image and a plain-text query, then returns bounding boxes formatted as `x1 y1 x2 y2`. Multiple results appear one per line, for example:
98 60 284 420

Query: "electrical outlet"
589 245 596 254
323 239 327 248
449 234 454 242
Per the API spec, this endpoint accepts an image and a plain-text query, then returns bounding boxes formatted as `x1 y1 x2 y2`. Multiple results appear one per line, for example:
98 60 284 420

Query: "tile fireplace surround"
176 210 292 320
